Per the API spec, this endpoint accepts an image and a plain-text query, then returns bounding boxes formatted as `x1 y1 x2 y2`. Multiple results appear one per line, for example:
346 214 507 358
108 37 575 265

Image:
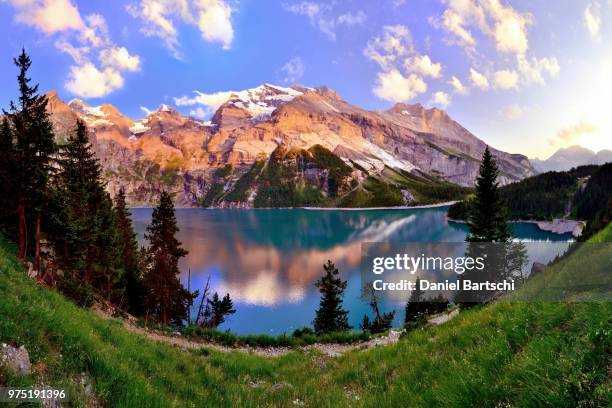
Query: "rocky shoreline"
532 219 585 237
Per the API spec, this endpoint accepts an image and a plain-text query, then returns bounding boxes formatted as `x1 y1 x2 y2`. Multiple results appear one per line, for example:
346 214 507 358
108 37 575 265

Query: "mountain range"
531 145 612 173
45 84 535 207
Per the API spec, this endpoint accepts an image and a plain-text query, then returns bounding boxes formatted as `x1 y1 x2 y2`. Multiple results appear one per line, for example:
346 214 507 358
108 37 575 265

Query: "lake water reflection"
131 207 572 334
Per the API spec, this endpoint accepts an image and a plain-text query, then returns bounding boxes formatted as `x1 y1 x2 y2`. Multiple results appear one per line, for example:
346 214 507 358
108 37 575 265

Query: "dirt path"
94 306 459 358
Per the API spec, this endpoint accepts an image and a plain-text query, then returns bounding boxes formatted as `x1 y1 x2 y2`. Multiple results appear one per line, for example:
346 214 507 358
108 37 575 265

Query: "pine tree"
466 147 511 242
143 192 196 326
92 194 122 302
0 117 16 235
114 187 146 314
313 260 351 334
405 278 450 325
404 277 424 324
456 147 513 306
203 293 236 328
6 49 56 265
360 286 395 334
49 119 121 303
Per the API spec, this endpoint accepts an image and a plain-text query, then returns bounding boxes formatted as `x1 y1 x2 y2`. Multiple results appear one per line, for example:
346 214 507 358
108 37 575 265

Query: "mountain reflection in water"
131 207 572 334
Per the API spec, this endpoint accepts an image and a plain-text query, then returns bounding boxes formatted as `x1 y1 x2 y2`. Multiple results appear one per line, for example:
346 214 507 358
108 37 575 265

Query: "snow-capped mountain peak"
175 83 309 123
222 83 306 120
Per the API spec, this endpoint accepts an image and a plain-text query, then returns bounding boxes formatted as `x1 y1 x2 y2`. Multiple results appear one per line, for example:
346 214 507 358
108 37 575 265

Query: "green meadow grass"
0 225 611 407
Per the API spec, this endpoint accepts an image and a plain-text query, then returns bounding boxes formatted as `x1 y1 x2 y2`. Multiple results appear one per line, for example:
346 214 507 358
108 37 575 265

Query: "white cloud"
550 121 598 146
174 89 237 111
433 0 531 56
411 55 442 79
55 39 88 64
283 2 366 41
434 6 478 52
584 2 601 40
432 0 558 89
189 106 209 119
140 106 153 115
7 0 140 98
493 69 518 89
365 25 440 103
364 25 414 71
373 69 427 103
59 14 141 98
65 62 124 98
337 10 366 26
280 57 305 84
99 47 141 72
195 0 234 49
517 54 560 86
500 104 523 120
8 0 84 34
283 1 321 19
430 91 451 108
126 0 183 56
80 13 110 48
488 0 530 55
127 0 235 57
469 68 489 90
449 75 469 95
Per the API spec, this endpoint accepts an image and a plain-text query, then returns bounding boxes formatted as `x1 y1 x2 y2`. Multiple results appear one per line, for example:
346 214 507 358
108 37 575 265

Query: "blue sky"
0 0 610 158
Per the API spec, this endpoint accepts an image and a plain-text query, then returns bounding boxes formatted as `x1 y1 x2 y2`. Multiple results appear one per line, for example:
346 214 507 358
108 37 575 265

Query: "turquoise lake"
131 207 573 334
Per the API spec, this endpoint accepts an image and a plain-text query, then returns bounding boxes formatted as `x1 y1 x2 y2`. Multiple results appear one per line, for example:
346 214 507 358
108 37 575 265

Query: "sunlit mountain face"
1 1 610 182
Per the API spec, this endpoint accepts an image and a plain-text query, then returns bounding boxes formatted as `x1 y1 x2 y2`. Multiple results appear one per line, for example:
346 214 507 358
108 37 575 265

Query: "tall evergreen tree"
456 147 512 306
0 117 16 235
313 260 351 334
114 187 146 314
6 49 56 265
467 147 511 242
143 192 196 326
49 119 121 303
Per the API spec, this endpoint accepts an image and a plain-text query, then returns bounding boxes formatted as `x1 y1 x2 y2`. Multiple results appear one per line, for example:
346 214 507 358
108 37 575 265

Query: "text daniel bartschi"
372 279 516 291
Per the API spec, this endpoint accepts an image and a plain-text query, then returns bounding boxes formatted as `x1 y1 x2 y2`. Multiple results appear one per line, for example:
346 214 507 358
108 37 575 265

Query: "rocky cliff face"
45 85 534 207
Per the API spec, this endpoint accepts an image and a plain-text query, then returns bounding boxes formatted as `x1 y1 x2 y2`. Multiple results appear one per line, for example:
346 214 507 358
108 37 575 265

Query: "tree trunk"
17 194 26 263
187 268 191 326
195 275 211 326
34 211 41 272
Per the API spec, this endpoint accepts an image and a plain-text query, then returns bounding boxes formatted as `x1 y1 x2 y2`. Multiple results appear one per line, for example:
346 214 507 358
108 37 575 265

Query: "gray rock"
0 344 32 376
530 262 546 276
269 382 293 392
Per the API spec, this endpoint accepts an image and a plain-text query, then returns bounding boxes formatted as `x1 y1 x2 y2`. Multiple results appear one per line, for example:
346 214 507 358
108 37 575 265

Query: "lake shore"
302 201 459 211
130 201 458 211
447 217 585 237
131 201 460 211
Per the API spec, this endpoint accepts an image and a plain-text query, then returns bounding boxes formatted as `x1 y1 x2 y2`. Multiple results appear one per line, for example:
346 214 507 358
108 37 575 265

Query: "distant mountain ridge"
532 145 612 173
45 85 535 207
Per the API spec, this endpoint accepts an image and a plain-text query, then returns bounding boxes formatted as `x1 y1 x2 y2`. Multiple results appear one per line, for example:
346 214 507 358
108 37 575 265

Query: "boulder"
0 343 32 376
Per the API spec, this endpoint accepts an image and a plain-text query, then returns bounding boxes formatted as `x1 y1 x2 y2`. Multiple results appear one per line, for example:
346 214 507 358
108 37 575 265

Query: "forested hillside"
203 144 471 208
448 164 612 239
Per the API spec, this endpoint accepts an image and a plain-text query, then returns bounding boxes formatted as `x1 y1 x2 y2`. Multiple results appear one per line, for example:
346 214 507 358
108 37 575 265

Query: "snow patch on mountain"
362 140 418 172
174 84 307 121
129 120 150 135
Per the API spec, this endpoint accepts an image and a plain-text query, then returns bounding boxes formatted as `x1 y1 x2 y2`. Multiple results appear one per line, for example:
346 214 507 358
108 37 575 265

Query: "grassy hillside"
1 226 611 406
